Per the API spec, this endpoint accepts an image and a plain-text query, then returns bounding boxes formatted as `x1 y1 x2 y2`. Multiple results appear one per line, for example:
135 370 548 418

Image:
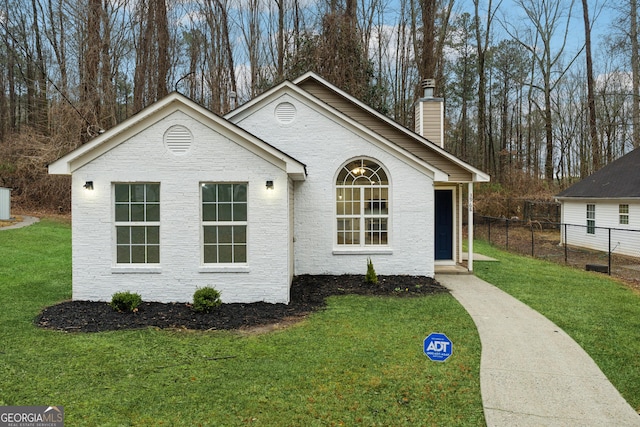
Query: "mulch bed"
36 275 447 333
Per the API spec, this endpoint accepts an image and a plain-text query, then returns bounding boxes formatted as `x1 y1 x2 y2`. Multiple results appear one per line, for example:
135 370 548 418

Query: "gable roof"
556 147 640 199
48 92 307 180
227 72 489 184
226 80 447 182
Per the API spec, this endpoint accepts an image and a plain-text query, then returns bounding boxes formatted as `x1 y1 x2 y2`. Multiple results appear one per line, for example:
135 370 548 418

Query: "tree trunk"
419 0 435 80
276 0 284 81
582 0 599 169
631 0 640 148
30 0 49 133
101 0 116 129
84 0 101 127
133 0 148 112
155 0 169 100
544 84 554 182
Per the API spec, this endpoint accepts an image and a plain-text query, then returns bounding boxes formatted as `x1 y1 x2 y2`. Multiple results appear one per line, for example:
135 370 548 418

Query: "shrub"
110 291 142 312
365 258 378 285
193 287 222 313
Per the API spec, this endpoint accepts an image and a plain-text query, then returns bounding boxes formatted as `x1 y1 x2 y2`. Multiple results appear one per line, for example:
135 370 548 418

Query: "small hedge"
365 257 378 285
193 287 222 313
110 291 142 312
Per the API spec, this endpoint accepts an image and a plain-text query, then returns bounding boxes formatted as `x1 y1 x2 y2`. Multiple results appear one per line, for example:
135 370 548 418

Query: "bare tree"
386 0 418 127
82 0 102 130
581 0 599 169
505 0 581 183
238 0 262 97
631 0 640 148
133 0 170 112
446 12 477 164
474 0 503 173
411 0 454 94
276 0 285 80
489 39 529 180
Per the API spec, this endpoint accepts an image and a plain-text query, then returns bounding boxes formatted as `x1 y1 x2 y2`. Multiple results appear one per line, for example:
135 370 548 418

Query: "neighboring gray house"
48 73 489 304
556 147 640 258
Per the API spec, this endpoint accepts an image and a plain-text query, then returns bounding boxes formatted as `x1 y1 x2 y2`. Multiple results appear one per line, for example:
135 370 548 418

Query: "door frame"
434 186 457 266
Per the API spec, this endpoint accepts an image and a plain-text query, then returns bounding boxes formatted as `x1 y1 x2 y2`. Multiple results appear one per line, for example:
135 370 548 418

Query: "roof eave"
48 92 308 178
294 73 490 183
556 196 640 201
226 79 448 182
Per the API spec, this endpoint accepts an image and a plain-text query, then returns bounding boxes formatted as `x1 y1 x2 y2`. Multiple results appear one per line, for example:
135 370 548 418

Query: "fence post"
488 220 491 244
506 219 509 251
531 224 535 257
608 228 612 276
564 223 568 264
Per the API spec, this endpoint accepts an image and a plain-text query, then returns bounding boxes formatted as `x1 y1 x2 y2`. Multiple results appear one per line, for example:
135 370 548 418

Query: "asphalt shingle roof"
556 147 640 198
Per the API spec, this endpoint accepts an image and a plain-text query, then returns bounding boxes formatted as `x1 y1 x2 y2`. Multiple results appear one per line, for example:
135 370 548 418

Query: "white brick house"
49 73 489 304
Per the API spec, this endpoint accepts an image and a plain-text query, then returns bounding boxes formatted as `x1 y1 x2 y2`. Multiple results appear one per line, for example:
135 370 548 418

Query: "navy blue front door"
435 190 453 260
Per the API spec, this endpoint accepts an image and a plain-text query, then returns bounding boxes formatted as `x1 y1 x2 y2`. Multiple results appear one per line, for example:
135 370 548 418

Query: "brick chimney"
415 79 444 148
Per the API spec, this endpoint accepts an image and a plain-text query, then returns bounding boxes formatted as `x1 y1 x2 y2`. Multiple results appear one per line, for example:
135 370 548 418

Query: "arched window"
336 158 389 246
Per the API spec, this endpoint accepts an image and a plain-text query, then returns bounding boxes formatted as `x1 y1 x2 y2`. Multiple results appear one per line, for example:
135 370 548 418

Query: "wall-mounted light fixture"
266 180 274 190
83 181 94 190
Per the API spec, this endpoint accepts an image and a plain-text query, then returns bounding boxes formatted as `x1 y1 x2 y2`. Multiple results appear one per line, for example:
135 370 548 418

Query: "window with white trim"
336 158 389 246
586 204 595 234
202 183 247 263
115 183 160 264
619 204 629 225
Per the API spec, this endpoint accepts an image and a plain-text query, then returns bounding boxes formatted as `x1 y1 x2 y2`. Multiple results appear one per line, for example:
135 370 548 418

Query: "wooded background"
0 0 638 212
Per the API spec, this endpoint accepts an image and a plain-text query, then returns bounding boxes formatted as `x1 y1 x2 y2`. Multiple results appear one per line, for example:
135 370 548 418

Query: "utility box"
0 187 10 220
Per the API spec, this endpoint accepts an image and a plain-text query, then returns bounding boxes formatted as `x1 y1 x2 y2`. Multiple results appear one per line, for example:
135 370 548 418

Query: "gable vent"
164 125 193 155
275 102 296 124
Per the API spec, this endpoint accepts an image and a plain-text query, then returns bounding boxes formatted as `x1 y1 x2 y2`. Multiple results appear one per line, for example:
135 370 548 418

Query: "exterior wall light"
266 180 274 190
83 181 94 190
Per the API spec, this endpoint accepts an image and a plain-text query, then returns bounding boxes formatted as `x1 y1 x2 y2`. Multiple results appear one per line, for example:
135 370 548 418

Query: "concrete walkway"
437 273 640 427
0 215 39 230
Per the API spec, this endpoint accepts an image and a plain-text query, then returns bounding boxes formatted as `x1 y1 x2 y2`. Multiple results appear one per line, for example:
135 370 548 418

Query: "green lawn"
0 220 483 426
473 239 640 412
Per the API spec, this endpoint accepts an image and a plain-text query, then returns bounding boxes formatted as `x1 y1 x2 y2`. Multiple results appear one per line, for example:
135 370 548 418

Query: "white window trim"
112 266 162 274
199 265 250 273
200 182 249 266
333 248 393 255
334 158 391 251
112 183 161 269
619 204 629 225
586 204 595 235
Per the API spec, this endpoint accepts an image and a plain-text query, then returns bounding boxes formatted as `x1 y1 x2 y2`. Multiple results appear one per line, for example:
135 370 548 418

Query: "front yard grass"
0 220 483 426
473 239 640 412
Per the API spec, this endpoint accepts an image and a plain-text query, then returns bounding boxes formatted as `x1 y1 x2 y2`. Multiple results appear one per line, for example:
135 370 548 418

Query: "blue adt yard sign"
423 333 452 362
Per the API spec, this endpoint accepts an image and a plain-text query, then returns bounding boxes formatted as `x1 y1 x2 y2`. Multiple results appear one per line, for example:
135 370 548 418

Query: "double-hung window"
115 183 160 264
336 158 389 246
586 204 595 235
202 183 247 263
619 204 629 225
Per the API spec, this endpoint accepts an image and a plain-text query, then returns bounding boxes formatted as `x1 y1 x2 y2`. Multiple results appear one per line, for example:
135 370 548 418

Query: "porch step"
435 265 471 275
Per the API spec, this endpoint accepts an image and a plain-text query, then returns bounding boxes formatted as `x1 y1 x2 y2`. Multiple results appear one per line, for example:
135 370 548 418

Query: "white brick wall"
235 94 435 277
71 91 441 304
72 110 292 303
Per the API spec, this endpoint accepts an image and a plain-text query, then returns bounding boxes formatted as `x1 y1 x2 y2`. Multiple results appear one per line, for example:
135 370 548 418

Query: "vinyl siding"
561 199 640 257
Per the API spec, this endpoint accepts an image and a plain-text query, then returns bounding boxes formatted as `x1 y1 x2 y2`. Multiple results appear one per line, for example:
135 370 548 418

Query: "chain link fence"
475 215 640 285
